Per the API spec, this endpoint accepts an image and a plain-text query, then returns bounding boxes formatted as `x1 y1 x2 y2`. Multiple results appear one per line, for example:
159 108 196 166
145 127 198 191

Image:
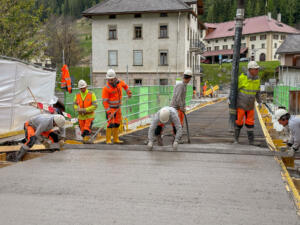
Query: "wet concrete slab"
0 149 299 225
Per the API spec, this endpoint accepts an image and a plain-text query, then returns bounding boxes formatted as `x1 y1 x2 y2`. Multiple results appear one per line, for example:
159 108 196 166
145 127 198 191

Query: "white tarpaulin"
0 59 56 134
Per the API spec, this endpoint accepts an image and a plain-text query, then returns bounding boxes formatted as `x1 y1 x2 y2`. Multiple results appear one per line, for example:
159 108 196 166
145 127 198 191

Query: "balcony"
190 39 206 53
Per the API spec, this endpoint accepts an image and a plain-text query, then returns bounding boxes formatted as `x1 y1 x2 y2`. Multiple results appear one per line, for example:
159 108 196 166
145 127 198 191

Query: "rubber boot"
113 128 123 144
247 130 254 145
234 128 241 144
15 145 29 162
106 128 112 144
83 136 90 143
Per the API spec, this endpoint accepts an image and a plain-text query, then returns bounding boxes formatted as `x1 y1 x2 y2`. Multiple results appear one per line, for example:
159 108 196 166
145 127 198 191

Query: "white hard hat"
53 115 66 128
106 69 116 79
248 61 260 69
78 80 87 89
159 107 170 123
275 109 288 120
184 69 193 77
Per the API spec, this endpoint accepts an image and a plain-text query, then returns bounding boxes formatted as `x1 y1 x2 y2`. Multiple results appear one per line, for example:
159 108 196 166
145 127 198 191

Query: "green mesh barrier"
65 85 193 128
274 85 300 110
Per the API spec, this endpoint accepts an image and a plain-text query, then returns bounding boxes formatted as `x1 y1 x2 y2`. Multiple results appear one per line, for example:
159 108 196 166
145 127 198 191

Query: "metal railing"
65 85 193 127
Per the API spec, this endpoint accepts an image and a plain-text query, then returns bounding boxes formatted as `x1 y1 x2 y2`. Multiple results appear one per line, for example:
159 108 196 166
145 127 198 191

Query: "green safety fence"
273 85 300 110
65 85 193 127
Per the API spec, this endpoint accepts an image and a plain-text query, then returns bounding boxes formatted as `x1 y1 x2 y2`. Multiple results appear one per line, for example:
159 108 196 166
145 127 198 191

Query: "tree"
0 0 46 60
45 15 83 67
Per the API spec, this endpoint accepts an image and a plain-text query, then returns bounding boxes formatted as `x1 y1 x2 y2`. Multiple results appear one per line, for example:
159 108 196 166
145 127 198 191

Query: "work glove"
77 108 86 114
147 141 153 151
106 111 112 120
287 147 297 157
173 141 178 150
127 90 132 99
180 107 186 113
287 142 293 147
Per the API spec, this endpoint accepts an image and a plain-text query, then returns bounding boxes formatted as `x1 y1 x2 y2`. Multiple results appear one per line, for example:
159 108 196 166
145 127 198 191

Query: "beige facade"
90 7 203 92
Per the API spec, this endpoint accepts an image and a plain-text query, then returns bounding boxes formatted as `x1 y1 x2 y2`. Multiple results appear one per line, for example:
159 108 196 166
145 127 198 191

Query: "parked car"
227 59 233 63
201 59 211 64
222 59 229 63
240 57 249 62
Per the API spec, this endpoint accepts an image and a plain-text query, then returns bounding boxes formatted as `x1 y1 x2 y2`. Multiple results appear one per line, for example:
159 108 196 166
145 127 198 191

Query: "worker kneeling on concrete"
16 114 65 161
147 106 182 150
73 80 98 142
234 61 261 145
102 69 132 144
170 69 192 138
275 109 300 157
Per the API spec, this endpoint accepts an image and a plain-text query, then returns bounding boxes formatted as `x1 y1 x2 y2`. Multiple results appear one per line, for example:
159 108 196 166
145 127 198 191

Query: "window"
274 43 278 48
187 27 189 40
108 25 117 40
160 13 168 17
273 34 279 40
261 43 265 49
207 40 210 44
242 36 245 40
109 15 116 19
281 35 286 40
224 38 227 42
260 35 266 40
160 79 168 85
215 39 219 43
134 25 142 39
159 50 168 65
251 44 255 49
108 50 118 66
231 44 234 49
134 14 141 18
223 45 228 50
134 79 142 86
241 43 246 48
159 25 168 38
274 54 277 59
187 52 190 66
250 36 256 41
133 50 143 66
214 46 219 51
207 47 211 51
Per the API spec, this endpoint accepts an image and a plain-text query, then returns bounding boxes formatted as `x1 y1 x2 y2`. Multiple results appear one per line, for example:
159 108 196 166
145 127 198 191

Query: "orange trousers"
78 118 94 136
24 122 56 147
235 108 255 128
107 108 122 128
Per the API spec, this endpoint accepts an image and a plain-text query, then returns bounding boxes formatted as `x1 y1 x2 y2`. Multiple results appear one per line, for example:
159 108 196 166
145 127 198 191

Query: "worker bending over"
73 80 98 142
147 106 182 150
170 69 192 132
275 109 300 157
15 114 65 161
234 61 261 145
102 69 132 144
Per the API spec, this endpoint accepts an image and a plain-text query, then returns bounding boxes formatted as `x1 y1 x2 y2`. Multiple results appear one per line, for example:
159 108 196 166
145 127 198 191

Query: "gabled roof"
204 16 300 40
276 34 300 54
83 0 192 16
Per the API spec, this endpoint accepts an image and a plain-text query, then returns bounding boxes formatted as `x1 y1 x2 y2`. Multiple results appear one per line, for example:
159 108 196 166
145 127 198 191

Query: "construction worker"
15 114 65 161
234 61 261 145
170 69 192 132
102 69 132 144
61 64 72 93
275 109 300 157
147 106 182 150
73 80 98 141
202 82 207 97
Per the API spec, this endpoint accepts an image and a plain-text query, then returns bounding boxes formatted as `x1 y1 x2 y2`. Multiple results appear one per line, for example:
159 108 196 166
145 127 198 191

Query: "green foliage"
201 61 280 86
0 0 46 60
200 0 300 26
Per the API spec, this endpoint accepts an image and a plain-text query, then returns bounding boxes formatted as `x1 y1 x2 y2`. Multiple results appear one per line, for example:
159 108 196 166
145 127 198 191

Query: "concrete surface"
0 149 299 225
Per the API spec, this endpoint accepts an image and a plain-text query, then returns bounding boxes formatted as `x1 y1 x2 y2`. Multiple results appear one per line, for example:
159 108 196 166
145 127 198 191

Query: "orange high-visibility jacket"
74 90 97 120
102 80 131 112
61 64 72 93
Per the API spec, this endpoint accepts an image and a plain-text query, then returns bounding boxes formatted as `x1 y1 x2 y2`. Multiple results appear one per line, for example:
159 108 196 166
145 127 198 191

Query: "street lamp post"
228 0 245 131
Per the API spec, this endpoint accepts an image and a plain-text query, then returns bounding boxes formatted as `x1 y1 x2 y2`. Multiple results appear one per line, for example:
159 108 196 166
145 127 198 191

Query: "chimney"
277 13 281 22
268 12 271 20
